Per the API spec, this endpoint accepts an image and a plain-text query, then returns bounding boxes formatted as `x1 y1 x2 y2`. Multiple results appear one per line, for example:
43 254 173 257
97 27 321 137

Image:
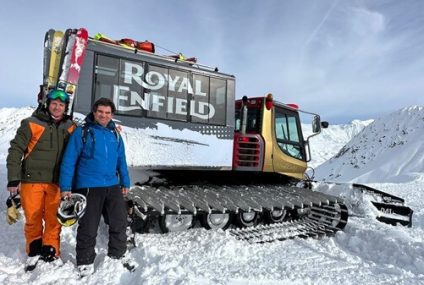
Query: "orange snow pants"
20 183 61 256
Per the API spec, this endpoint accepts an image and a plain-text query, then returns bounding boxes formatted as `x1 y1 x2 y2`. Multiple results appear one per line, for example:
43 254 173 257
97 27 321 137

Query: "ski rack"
89 37 220 73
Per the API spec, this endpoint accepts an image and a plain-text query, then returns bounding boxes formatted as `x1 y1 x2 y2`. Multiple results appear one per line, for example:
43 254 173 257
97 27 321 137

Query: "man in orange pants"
6 89 75 271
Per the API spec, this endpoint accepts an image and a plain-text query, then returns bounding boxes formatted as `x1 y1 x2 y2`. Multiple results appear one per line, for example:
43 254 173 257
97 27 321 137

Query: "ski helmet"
47 89 70 104
57 193 87 227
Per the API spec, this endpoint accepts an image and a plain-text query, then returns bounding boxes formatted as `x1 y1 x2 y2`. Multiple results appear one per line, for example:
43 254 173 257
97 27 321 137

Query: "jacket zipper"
50 126 53 149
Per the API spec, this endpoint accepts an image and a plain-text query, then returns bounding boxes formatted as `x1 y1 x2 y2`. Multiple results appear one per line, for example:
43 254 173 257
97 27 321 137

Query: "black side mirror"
312 116 321 133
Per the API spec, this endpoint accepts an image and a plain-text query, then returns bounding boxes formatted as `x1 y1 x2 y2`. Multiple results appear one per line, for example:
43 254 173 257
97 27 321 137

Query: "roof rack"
89 37 220 72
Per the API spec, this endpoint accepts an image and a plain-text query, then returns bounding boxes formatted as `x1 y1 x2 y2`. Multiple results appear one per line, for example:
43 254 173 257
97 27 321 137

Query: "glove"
6 194 21 225
6 199 21 225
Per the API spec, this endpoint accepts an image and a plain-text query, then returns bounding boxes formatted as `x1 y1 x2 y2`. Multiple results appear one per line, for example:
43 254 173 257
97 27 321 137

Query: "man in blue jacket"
59 97 135 277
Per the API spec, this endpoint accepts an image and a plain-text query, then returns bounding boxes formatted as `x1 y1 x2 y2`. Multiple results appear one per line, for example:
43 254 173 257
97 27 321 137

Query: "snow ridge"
305 119 372 168
0 107 34 161
315 105 424 183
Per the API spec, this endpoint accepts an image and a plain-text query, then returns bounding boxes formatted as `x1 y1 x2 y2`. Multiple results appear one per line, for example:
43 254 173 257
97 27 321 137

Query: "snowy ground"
0 106 423 284
1 163 423 285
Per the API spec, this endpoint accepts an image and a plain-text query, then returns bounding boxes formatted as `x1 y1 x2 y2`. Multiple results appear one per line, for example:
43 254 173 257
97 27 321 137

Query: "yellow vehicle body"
260 100 308 179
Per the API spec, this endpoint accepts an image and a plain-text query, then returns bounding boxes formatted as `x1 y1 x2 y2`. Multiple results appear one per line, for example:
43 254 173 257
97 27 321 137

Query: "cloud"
350 7 385 35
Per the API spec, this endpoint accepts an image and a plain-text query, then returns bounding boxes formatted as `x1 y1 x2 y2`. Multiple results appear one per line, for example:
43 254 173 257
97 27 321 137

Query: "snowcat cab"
233 94 321 180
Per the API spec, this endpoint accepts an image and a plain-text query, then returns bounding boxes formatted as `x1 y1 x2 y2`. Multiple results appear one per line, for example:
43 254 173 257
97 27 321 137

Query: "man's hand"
7 183 20 195
61 191 72 200
122 187 129 197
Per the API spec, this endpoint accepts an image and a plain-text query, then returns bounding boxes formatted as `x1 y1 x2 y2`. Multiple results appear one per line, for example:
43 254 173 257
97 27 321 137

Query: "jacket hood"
85 112 116 130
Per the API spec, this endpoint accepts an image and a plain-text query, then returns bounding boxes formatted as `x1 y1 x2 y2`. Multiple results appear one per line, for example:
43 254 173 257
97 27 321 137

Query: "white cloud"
350 7 386 36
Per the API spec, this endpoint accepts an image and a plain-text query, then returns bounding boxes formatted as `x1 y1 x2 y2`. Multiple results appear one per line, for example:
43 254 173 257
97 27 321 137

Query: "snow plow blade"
312 182 413 227
352 183 413 227
370 202 412 227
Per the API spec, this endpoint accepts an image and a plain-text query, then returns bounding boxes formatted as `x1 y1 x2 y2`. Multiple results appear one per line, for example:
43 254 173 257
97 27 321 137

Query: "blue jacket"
59 113 131 191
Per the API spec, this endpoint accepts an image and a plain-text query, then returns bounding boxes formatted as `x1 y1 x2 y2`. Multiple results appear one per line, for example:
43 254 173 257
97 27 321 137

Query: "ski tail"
64 28 88 115
40 29 55 105
57 29 77 90
67 28 88 85
47 31 65 90
56 28 73 87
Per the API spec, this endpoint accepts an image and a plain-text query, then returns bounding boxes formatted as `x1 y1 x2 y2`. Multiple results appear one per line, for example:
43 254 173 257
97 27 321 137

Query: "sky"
0 0 423 124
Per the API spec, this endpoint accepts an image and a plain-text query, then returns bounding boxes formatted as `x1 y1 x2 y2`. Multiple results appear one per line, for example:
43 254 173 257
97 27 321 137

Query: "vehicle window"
94 55 119 102
191 74 210 123
116 59 145 116
145 64 167 119
209 78 226 125
167 69 189 121
274 110 304 160
235 109 261 133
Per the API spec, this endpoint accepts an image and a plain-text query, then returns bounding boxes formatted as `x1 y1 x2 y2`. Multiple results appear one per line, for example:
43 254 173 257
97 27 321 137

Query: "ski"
39 29 55 104
47 30 65 90
43 29 55 87
67 28 88 85
56 28 88 115
55 29 73 90
57 29 76 91
66 27 88 113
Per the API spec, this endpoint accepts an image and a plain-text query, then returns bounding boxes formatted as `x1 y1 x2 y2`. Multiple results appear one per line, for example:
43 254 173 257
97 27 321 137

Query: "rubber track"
229 204 348 243
128 184 349 241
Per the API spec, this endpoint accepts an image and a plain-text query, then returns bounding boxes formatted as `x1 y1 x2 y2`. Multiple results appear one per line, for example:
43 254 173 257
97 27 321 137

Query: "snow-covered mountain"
315 106 424 183
0 107 34 161
305 119 373 168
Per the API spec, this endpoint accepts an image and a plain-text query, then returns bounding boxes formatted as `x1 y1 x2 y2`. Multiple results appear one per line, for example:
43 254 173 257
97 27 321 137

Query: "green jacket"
7 107 76 185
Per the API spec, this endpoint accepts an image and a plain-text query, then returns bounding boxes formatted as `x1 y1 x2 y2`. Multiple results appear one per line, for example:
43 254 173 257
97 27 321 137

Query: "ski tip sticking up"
39 29 65 107
48 30 65 89
39 29 55 106
60 28 88 115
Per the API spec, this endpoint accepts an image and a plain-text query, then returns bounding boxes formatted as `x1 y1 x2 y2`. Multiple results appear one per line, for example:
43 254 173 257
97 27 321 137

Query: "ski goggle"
47 89 70 103
57 216 77 227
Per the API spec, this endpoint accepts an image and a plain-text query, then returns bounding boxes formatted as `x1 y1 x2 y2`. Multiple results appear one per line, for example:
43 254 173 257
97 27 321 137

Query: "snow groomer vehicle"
42 28 413 243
